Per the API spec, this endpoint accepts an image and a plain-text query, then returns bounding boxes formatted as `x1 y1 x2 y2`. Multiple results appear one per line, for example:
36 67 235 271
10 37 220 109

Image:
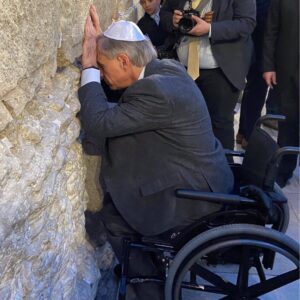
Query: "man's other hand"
82 5 102 69
263 71 277 89
188 15 210 36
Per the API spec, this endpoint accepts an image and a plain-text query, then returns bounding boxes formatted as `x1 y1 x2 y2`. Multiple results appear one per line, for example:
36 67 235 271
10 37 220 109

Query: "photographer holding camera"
160 0 256 151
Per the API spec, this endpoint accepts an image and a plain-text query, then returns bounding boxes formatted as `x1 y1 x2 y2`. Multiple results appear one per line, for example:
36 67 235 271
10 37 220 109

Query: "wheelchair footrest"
128 276 165 285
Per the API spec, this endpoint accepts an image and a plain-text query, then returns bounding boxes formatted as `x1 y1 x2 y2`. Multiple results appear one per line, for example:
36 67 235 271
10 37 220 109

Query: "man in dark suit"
263 0 299 188
237 0 273 149
80 5 233 299
160 0 256 150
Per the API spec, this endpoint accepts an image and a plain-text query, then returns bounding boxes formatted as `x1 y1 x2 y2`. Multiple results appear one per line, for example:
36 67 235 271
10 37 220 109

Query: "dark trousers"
277 76 299 182
266 87 280 114
195 68 240 150
238 63 280 140
100 194 164 300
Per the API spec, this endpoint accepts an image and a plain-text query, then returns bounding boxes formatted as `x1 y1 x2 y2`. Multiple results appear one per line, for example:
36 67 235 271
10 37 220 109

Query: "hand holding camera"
173 9 214 35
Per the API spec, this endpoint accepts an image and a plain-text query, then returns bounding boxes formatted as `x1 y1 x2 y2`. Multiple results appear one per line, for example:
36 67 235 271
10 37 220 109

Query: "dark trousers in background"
238 63 280 141
238 64 279 141
277 76 299 183
238 63 266 140
195 68 240 150
266 87 280 114
100 194 164 300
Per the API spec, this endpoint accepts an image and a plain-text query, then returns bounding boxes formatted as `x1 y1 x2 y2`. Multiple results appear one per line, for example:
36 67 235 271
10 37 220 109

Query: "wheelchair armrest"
175 189 256 206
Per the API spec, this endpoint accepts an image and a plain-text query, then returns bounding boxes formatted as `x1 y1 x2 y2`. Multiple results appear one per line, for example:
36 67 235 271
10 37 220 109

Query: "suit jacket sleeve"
78 79 172 144
210 0 256 42
262 0 280 72
160 0 177 33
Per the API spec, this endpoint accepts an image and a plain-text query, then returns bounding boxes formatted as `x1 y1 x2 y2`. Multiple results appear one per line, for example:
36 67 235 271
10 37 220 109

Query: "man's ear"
117 53 130 70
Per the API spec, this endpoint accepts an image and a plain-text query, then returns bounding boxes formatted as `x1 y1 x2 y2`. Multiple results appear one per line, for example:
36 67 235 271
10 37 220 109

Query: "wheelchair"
118 115 300 299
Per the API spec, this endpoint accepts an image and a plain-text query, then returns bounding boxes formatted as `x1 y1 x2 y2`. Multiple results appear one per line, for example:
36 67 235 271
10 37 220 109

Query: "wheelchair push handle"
255 114 286 127
275 146 300 165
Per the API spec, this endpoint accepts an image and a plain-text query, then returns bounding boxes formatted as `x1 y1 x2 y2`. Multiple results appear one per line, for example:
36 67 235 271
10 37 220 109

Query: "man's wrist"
81 68 101 87
83 65 99 70
82 39 98 69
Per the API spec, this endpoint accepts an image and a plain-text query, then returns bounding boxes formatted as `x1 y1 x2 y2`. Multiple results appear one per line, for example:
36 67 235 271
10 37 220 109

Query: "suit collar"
211 0 221 20
138 67 146 80
144 59 161 77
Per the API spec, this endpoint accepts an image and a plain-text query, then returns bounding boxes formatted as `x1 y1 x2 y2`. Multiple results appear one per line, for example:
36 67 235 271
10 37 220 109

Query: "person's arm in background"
209 0 256 41
160 0 180 32
262 0 280 88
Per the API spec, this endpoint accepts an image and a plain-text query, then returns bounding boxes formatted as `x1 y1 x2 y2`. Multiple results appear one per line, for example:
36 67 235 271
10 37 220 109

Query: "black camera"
178 9 200 34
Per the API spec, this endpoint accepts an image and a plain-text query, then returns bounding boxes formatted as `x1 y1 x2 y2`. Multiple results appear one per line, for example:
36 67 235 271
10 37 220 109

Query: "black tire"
165 224 299 300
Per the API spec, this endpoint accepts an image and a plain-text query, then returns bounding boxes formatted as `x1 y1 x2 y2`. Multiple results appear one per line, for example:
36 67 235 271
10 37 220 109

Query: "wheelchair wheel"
165 224 299 300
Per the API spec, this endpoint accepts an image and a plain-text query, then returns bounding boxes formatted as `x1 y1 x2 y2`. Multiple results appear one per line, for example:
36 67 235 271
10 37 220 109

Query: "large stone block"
0 102 13 131
0 67 100 299
0 0 61 98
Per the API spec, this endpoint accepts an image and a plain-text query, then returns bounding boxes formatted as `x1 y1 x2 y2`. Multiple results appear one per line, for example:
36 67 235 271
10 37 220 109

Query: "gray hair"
97 35 157 67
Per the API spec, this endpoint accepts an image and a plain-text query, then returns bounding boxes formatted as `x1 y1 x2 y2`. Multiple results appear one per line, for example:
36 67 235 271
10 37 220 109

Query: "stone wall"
0 1 138 299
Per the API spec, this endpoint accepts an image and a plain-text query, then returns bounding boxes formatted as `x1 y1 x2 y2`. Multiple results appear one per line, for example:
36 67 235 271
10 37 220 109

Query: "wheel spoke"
247 269 299 297
254 255 266 282
190 269 197 284
190 263 236 293
236 246 251 292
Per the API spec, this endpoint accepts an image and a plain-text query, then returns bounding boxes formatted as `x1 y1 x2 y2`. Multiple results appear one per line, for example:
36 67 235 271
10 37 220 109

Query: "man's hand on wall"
188 15 210 36
82 5 102 69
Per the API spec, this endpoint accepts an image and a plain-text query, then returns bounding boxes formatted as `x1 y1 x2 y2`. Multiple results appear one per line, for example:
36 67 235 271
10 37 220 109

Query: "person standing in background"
137 0 176 59
236 0 275 149
160 0 256 150
263 0 299 188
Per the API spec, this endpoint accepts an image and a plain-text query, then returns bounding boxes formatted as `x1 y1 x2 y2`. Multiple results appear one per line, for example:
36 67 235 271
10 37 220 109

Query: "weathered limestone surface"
0 1 139 299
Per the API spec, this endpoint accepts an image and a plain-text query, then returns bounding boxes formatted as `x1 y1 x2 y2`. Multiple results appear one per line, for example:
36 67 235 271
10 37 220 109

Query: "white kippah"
103 20 146 41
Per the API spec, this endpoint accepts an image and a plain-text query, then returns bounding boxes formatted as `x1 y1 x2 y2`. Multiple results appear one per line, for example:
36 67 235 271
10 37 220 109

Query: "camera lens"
178 16 195 34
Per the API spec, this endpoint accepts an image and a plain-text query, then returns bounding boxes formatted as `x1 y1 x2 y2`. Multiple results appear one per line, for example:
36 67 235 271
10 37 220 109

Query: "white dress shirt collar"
138 67 146 80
